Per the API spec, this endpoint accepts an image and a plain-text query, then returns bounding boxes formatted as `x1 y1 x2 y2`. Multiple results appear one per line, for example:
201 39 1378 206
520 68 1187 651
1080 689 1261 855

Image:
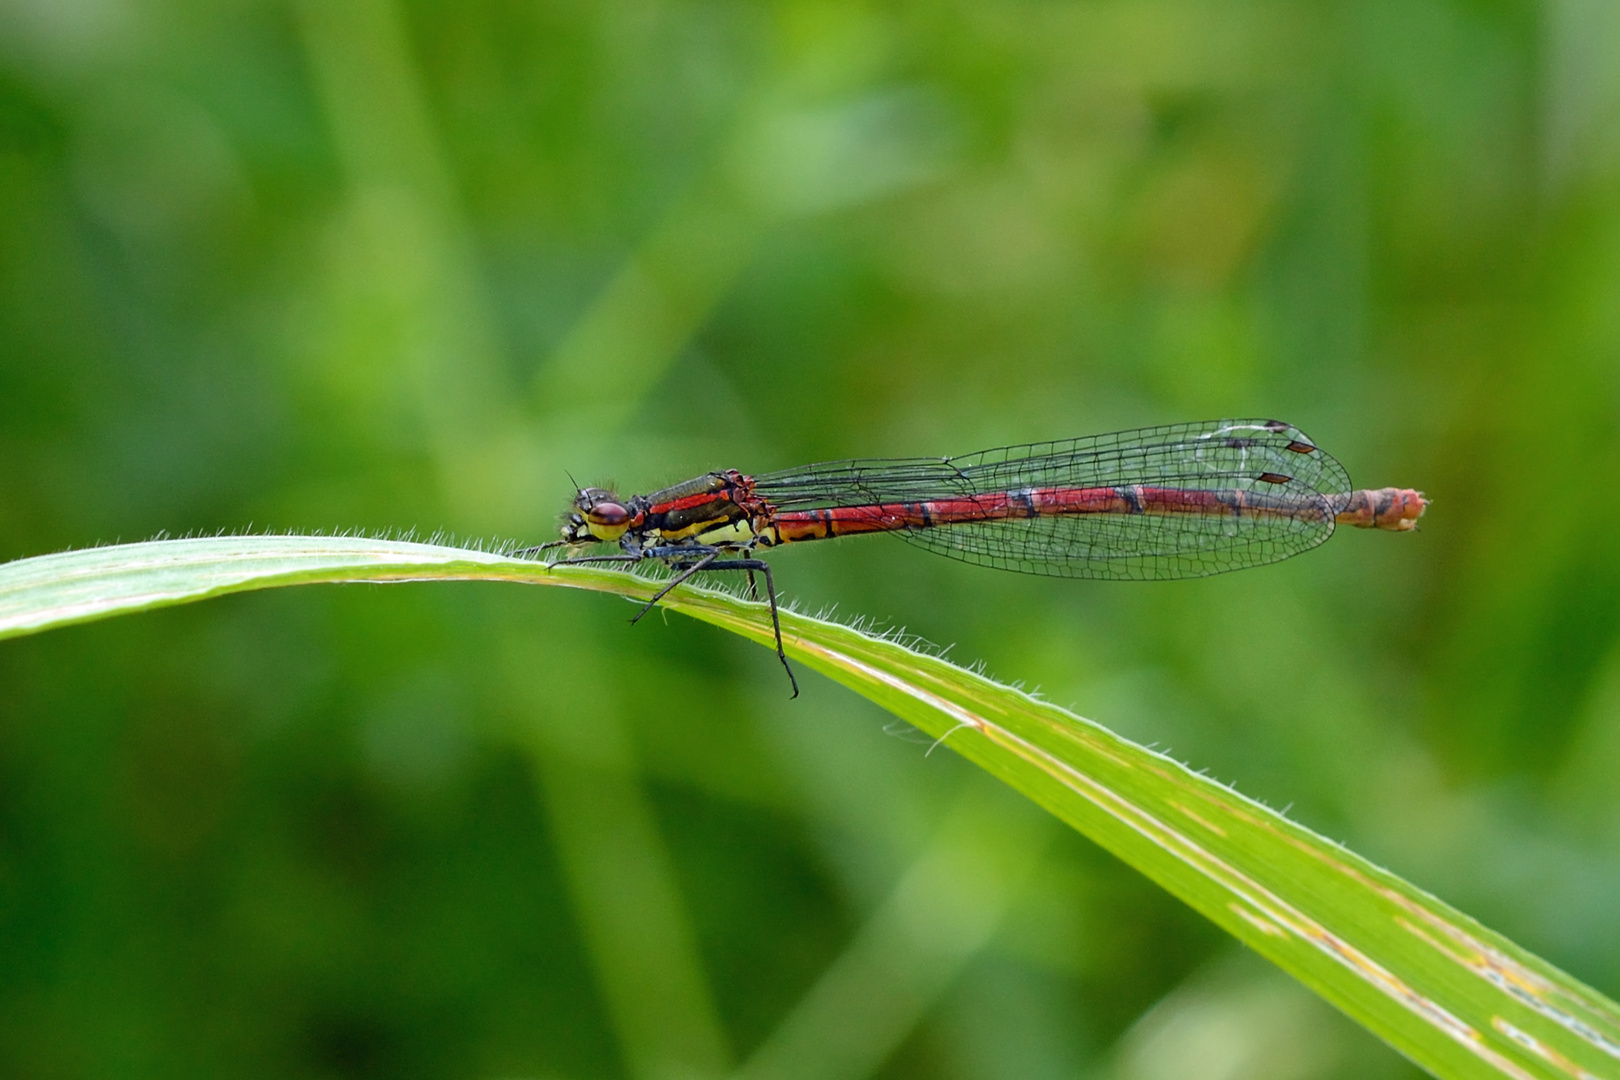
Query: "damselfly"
531 419 1427 696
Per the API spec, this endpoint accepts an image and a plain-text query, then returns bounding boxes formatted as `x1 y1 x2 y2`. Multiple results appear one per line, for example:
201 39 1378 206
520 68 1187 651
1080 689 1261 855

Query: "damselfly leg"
631 548 725 617
630 545 797 698
537 541 799 698
701 559 795 698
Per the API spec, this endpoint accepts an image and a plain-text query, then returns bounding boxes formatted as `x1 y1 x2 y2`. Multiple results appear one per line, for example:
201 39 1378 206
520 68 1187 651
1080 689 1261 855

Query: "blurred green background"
3 1 1619 1077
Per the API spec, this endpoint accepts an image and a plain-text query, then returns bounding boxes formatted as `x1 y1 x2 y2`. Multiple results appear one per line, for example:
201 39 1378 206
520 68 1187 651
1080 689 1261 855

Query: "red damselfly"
531 419 1427 696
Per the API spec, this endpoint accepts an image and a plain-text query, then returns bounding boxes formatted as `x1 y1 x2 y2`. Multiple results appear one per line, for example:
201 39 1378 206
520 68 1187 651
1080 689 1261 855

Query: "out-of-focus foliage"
1 1 1617 1078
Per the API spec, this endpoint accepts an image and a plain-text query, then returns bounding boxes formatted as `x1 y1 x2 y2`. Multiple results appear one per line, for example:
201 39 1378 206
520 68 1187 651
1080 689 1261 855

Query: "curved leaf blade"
1 535 1617 1079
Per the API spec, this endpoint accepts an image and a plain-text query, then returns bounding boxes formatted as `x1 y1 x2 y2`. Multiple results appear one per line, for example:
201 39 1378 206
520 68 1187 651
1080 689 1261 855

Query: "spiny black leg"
513 540 569 558
745 567 759 600
642 544 721 561
753 559 797 698
629 550 721 624
618 548 799 698
699 558 798 699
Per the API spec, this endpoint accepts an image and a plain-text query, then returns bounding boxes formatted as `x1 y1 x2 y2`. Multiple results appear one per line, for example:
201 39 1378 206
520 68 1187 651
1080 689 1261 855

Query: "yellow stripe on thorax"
655 518 762 546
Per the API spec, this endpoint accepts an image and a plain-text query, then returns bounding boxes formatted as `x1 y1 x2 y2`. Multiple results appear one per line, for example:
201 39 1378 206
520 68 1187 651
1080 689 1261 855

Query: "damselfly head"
560 486 632 543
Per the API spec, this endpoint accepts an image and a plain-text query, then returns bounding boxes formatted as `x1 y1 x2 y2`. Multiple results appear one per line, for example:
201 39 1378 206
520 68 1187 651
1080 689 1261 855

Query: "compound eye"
583 500 631 540
586 501 629 528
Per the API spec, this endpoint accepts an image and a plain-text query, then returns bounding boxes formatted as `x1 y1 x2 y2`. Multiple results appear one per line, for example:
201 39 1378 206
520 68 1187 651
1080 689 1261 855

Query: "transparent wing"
751 419 1352 580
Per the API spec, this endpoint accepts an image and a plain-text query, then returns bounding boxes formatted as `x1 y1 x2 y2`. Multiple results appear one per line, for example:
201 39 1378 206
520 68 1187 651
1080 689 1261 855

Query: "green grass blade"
2 535 1617 1079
